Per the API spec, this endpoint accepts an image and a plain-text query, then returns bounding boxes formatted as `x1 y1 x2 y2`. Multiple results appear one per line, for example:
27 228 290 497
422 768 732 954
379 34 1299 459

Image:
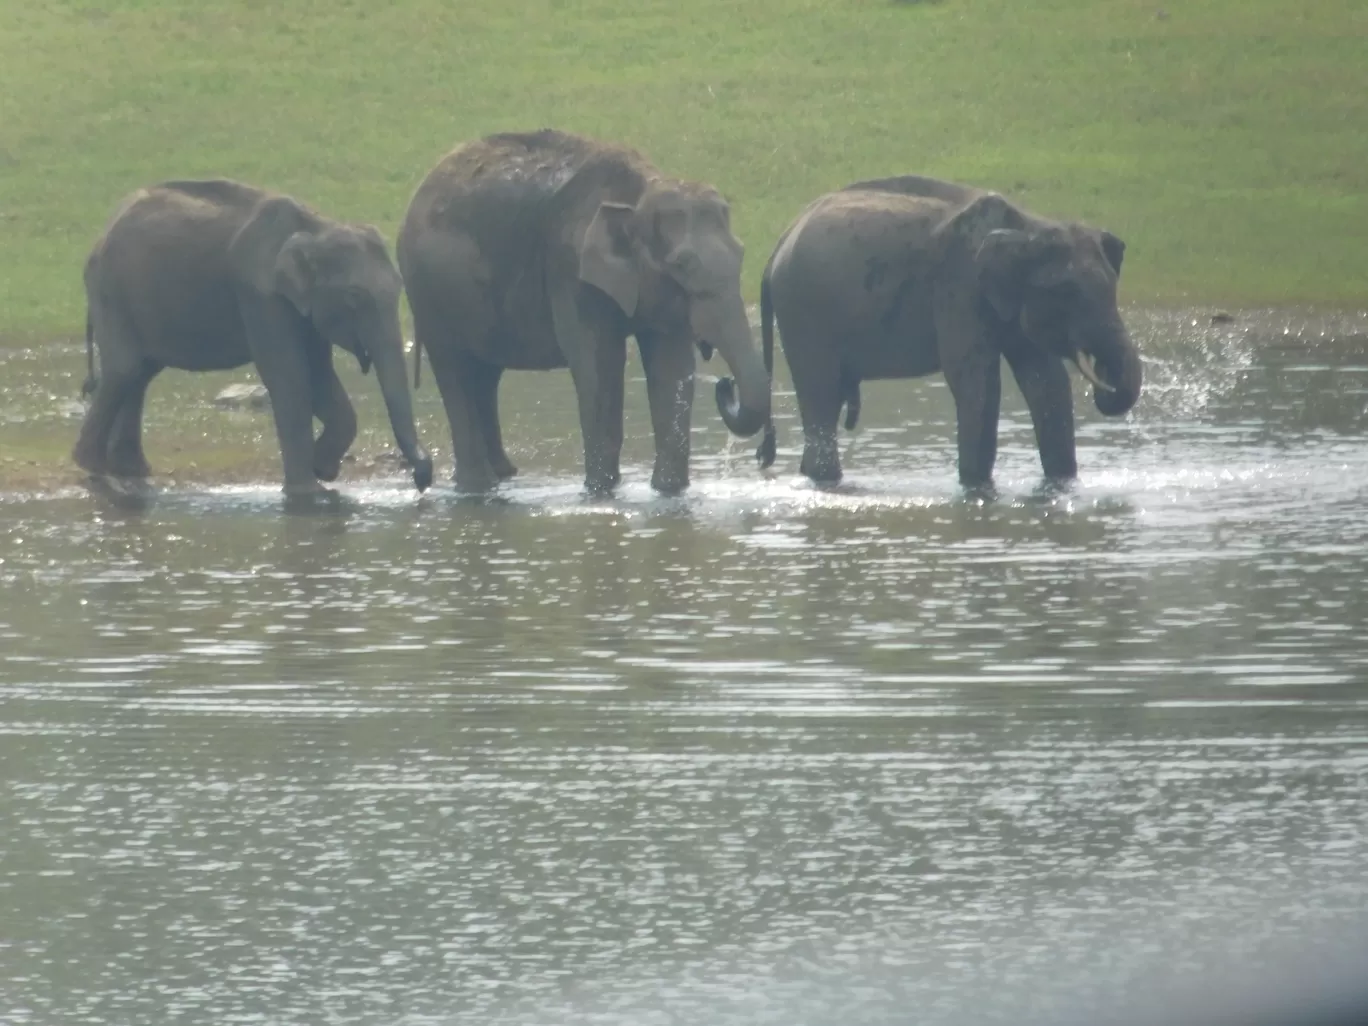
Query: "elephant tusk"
1074 351 1116 392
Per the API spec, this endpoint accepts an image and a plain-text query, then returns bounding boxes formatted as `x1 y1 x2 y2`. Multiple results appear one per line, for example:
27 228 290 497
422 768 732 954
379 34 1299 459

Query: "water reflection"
1 310 1367 1024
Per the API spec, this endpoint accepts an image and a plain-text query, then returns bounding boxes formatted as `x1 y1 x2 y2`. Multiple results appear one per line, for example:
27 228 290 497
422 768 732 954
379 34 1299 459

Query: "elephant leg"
105 361 162 478
1003 339 1078 482
310 361 358 483
943 350 1002 488
567 333 626 495
73 307 141 475
468 359 516 481
790 348 844 483
637 332 695 495
425 342 499 492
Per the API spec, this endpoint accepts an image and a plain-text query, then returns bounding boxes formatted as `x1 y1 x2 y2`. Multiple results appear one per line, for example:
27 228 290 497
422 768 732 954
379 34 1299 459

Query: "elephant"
397 128 770 496
753 175 1143 487
74 179 434 495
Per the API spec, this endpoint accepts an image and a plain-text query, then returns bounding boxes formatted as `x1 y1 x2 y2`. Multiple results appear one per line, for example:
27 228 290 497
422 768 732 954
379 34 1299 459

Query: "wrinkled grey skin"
754 176 1142 487
398 129 769 496
74 179 433 496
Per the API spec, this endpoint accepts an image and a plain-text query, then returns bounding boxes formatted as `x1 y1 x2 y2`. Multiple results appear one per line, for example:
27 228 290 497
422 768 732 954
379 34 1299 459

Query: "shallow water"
2 309 1368 1025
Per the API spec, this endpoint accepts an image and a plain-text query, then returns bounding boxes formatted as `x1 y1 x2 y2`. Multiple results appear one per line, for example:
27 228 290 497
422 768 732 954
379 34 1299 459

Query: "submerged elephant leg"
568 334 626 495
310 363 358 483
1002 338 1078 482
637 332 695 495
944 350 1002 488
467 359 516 481
104 361 162 478
426 344 499 492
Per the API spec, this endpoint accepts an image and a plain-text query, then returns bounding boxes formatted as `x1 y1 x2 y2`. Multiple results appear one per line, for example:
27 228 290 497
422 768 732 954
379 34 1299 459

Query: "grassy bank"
1 0 1366 343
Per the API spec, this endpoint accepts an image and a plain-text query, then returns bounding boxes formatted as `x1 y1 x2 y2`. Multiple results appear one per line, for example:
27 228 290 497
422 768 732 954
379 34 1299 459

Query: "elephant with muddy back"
397 129 770 495
748 176 1143 487
74 179 434 496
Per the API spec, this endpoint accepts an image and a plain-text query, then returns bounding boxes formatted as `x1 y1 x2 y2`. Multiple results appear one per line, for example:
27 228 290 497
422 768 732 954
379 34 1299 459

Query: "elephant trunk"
705 294 770 438
372 331 434 491
1090 320 1143 417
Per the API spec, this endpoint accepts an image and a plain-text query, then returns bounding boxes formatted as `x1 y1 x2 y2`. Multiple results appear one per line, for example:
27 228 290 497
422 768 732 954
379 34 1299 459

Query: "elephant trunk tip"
715 377 767 439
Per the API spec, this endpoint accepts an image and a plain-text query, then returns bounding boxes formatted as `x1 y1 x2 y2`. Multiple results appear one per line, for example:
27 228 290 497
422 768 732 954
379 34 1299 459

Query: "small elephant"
397 129 770 496
755 176 1143 487
74 179 433 495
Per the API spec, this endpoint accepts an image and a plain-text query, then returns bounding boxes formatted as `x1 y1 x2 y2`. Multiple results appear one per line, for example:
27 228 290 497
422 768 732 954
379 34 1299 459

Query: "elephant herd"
72 128 1143 498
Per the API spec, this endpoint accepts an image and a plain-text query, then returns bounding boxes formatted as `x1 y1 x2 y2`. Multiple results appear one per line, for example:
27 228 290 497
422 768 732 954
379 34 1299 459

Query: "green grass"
2 0 1366 342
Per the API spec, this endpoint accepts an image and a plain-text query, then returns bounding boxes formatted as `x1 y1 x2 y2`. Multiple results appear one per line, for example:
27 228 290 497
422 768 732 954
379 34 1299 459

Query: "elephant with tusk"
752 175 1143 487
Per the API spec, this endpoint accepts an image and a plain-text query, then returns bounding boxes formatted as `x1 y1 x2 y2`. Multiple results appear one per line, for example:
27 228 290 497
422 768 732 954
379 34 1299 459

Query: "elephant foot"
800 443 842 484
583 469 621 497
72 442 108 476
650 471 689 497
958 478 998 503
493 457 518 482
453 466 500 494
283 478 330 497
105 453 153 479
314 458 343 483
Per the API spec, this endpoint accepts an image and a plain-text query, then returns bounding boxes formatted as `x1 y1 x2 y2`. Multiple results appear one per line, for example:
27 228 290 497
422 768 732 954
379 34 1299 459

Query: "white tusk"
1074 351 1116 392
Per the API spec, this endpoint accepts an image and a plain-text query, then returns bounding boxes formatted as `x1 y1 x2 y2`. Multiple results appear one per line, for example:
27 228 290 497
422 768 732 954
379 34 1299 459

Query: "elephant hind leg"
104 361 162 478
73 313 146 476
425 342 500 492
467 359 516 481
792 351 845 483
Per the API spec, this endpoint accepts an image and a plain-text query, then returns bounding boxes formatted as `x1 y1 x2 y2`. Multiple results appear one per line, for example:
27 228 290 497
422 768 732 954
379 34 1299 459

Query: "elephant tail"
80 309 98 399
842 372 861 431
755 266 778 469
411 338 422 390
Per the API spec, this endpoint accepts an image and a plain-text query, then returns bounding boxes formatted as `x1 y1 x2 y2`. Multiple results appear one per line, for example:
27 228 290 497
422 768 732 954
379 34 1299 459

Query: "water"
2 309 1367 1025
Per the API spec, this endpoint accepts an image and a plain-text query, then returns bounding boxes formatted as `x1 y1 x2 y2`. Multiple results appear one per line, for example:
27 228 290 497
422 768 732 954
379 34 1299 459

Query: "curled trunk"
703 294 770 438
1091 323 1143 417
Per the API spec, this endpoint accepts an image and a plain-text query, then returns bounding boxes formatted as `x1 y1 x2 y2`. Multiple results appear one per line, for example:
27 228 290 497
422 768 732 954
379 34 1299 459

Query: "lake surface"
2 309 1367 1025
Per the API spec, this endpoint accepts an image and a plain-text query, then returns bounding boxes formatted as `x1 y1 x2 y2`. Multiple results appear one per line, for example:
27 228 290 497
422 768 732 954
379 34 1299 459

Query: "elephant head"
577 183 771 439
232 198 433 491
956 195 1142 417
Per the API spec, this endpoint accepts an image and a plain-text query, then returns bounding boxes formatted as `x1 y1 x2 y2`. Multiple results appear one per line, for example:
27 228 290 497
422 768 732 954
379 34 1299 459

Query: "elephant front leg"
243 306 327 496
1003 340 1078 482
943 349 1002 488
568 334 626 495
638 333 695 495
310 362 358 483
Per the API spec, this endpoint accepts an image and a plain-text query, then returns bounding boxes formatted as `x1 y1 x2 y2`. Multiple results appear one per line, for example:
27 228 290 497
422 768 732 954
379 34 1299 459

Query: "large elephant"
754 176 1143 487
74 179 433 495
397 129 770 496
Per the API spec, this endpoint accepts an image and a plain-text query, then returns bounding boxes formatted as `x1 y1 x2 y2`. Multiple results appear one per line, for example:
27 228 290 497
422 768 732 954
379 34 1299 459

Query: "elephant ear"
228 196 316 315
973 228 1036 321
936 193 1027 321
273 233 316 315
578 201 639 317
1100 230 1126 276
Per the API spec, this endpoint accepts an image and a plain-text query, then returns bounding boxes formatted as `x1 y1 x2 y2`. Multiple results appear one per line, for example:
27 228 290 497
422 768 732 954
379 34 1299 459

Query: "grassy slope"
1 0 1366 342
